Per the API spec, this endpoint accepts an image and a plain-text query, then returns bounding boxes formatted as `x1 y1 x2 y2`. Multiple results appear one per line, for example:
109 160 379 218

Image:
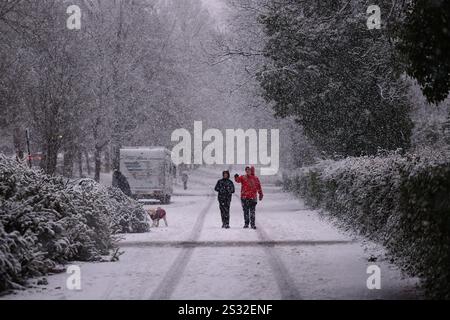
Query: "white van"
119 147 175 204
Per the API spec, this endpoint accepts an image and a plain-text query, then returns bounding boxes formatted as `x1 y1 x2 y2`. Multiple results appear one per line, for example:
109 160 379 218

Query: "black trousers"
241 198 257 227
219 198 231 226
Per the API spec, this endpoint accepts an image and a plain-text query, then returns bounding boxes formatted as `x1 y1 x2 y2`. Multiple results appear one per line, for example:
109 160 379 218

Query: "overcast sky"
201 0 227 26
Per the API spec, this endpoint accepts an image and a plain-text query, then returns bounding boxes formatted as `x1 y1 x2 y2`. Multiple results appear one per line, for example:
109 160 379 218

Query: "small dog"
147 207 168 228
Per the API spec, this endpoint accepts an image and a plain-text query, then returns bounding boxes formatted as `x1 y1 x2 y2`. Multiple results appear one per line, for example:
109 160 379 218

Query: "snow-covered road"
1 166 420 300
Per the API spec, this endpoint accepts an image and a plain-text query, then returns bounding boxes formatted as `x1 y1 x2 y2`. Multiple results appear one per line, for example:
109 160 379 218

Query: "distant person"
181 172 189 190
234 166 263 229
112 169 132 197
214 170 235 229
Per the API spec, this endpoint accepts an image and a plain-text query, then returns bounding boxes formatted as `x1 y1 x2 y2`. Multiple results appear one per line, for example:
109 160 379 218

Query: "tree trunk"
78 151 83 177
112 144 121 171
104 146 111 173
94 146 102 182
63 149 74 178
13 127 24 159
44 137 59 176
85 150 91 176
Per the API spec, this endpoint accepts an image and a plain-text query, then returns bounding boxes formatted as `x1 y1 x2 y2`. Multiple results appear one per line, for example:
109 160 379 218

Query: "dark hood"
222 170 230 179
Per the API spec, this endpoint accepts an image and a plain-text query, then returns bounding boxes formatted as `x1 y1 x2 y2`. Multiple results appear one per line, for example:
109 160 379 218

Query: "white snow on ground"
0 165 421 300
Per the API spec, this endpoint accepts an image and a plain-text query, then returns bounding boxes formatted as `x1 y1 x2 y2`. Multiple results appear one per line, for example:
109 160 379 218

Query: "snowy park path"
1 166 420 300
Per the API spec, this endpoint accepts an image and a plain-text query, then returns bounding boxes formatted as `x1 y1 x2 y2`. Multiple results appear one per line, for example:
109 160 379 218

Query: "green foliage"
258 0 413 156
284 148 450 299
396 157 450 298
398 0 450 104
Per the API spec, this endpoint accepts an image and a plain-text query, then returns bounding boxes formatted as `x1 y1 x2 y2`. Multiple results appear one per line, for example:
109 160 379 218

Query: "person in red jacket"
234 166 263 229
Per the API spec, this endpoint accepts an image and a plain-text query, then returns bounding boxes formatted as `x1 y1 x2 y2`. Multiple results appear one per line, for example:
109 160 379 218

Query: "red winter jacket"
234 167 263 200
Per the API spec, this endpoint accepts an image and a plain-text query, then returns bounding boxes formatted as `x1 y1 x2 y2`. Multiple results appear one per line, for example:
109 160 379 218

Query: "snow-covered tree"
258 0 413 157
398 0 450 104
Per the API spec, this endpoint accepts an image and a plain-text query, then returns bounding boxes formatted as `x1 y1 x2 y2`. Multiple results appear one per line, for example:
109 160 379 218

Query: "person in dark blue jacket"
214 171 235 228
112 169 132 197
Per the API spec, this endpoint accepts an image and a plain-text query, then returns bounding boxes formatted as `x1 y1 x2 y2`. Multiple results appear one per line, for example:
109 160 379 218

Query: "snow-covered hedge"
283 148 450 299
74 179 150 234
0 155 149 292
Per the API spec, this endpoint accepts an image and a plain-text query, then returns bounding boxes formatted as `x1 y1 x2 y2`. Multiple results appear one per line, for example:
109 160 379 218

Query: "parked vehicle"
119 147 175 204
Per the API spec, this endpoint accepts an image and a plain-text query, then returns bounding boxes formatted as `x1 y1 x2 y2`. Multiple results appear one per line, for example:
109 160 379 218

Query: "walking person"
181 172 189 190
112 169 132 197
234 166 263 229
214 171 235 228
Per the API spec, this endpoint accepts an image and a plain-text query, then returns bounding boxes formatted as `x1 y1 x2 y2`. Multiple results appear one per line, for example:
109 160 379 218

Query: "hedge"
283 148 450 299
0 155 149 292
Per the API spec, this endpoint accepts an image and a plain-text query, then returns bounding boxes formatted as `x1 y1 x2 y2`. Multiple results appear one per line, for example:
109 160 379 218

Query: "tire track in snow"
256 225 302 300
233 193 302 300
148 194 216 300
102 248 142 299
120 240 353 248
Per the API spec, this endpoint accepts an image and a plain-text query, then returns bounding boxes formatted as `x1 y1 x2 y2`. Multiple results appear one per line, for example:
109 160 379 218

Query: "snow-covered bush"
283 147 450 299
0 155 149 292
105 186 149 233
74 179 149 234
